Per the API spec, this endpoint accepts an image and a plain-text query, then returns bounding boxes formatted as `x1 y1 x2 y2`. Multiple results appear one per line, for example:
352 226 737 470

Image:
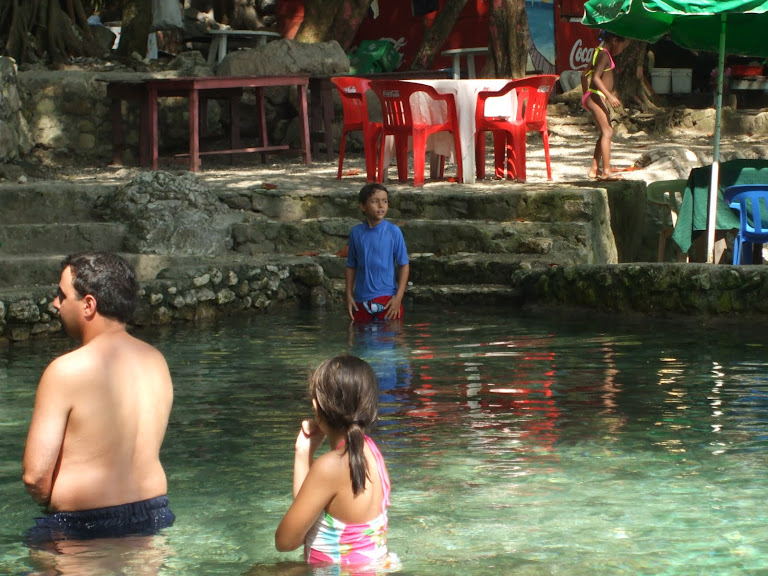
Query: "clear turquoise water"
2 307 768 575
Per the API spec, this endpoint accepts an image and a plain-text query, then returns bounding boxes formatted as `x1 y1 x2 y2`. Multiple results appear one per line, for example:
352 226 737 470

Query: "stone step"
232 217 608 263
327 278 522 306
0 222 127 255
0 253 184 288
0 255 63 288
0 181 119 224
221 184 602 224
319 252 562 286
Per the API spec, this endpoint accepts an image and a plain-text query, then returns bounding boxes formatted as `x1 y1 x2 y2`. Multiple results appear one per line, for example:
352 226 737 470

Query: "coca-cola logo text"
569 39 599 70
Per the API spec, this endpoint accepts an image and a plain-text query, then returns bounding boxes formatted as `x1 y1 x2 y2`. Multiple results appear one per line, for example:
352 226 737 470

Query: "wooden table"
107 75 311 172
207 29 281 66
441 47 489 79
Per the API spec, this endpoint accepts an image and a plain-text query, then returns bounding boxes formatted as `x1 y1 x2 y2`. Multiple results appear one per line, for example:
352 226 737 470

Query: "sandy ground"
6 106 768 193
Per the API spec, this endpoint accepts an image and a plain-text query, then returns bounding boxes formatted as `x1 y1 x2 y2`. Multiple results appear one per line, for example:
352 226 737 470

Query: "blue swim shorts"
25 495 175 545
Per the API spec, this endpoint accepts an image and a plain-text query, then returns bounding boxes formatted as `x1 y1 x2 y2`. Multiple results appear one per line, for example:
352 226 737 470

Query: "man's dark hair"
358 182 389 205
62 252 139 323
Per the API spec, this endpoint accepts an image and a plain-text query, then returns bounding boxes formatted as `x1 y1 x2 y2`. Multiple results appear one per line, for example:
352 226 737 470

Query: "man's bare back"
23 253 174 525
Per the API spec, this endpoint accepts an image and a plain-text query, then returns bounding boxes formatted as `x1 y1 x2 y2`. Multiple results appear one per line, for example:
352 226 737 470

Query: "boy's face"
360 189 389 225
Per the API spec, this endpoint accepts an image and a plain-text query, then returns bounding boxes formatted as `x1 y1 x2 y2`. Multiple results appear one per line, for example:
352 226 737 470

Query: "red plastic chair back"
331 76 370 131
515 74 558 133
369 80 462 186
475 80 527 181
330 76 381 181
475 75 558 181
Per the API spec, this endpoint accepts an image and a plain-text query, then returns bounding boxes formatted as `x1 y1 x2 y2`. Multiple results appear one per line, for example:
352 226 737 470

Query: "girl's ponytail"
346 421 368 495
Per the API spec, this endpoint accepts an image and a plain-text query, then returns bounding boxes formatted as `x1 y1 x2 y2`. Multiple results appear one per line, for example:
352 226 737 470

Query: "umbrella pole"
706 15 727 264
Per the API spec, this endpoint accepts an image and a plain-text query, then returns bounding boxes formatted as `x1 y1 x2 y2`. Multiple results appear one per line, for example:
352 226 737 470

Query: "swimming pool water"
2 307 768 575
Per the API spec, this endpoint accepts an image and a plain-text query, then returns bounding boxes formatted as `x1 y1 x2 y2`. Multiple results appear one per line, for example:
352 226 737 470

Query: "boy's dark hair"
358 182 389 205
62 252 139 323
310 355 379 496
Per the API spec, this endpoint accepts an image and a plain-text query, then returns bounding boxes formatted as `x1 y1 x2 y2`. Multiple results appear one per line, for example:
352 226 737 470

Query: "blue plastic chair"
723 184 768 264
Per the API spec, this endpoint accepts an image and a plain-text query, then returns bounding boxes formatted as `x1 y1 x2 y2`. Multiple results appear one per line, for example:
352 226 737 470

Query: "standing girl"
581 32 631 180
275 355 398 569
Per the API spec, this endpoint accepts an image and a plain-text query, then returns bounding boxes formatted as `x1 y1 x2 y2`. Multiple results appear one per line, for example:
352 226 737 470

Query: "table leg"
467 55 476 79
321 81 333 161
452 55 461 79
139 95 149 167
298 84 312 165
110 97 123 165
218 35 228 63
149 85 159 170
230 93 241 159
207 36 221 67
255 87 268 162
189 88 200 172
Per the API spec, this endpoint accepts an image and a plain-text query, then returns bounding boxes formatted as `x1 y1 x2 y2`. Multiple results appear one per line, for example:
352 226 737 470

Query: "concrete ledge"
4 260 767 341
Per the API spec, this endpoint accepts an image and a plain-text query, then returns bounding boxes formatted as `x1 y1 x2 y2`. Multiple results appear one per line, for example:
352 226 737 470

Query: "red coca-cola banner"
554 0 600 73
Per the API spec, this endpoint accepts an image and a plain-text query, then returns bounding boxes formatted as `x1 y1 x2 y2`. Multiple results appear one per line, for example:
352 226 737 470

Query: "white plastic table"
441 47 490 79
207 29 281 65
379 78 516 184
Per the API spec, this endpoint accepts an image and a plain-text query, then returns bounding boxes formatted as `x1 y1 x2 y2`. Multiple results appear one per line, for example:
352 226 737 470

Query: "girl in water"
582 32 631 180
275 355 398 569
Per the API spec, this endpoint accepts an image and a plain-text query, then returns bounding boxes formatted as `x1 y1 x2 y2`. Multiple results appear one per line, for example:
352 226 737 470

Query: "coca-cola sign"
554 16 600 74
569 38 599 71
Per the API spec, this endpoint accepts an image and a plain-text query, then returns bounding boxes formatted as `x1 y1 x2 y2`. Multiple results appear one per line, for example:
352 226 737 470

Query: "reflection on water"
3 308 768 575
26 534 171 576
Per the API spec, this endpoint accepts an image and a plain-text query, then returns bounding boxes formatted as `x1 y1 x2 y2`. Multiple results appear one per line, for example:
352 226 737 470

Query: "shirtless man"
22 252 175 543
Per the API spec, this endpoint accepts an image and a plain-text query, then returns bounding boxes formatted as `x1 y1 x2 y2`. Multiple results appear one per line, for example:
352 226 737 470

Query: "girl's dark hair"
600 31 626 42
62 252 139 323
358 182 389 205
310 355 379 495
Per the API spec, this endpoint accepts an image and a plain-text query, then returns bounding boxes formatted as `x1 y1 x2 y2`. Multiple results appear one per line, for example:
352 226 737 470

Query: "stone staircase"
222 181 617 304
0 181 126 293
0 162 618 338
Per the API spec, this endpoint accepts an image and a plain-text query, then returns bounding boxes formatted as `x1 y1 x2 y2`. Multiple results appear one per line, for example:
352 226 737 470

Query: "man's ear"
82 294 98 319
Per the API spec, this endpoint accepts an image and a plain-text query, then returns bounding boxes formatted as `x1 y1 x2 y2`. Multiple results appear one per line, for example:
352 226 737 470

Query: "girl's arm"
275 452 340 552
590 52 621 107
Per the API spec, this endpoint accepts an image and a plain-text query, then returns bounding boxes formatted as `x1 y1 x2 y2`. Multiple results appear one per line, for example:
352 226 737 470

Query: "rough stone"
8 299 40 322
216 38 349 78
94 172 241 256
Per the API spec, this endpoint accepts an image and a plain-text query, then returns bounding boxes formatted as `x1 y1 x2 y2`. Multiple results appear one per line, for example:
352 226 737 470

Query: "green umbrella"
583 0 768 263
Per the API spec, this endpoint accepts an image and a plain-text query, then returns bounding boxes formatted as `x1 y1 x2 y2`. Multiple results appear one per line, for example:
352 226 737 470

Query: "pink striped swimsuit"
304 436 398 569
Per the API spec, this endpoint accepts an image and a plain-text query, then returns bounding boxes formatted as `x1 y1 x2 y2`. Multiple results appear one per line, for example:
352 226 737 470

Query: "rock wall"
0 58 33 162
7 40 348 166
0 257 328 341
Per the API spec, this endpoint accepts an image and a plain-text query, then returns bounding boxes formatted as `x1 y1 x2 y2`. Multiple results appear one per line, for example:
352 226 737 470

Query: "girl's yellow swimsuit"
582 46 616 108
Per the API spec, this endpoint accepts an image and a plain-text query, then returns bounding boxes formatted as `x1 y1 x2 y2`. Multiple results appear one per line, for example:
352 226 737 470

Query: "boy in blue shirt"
346 183 410 322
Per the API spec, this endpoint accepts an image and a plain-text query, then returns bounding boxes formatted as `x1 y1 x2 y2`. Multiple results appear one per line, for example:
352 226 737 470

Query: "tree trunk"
117 0 152 58
0 0 100 64
615 40 658 110
486 0 527 78
295 0 339 43
327 0 371 51
409 0 469 71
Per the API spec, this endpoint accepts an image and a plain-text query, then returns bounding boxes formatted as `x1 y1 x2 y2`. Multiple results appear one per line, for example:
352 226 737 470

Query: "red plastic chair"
330 76 381 182
475 80 526 181
369 80 462 187
475 74 558 182
523 74 558 181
